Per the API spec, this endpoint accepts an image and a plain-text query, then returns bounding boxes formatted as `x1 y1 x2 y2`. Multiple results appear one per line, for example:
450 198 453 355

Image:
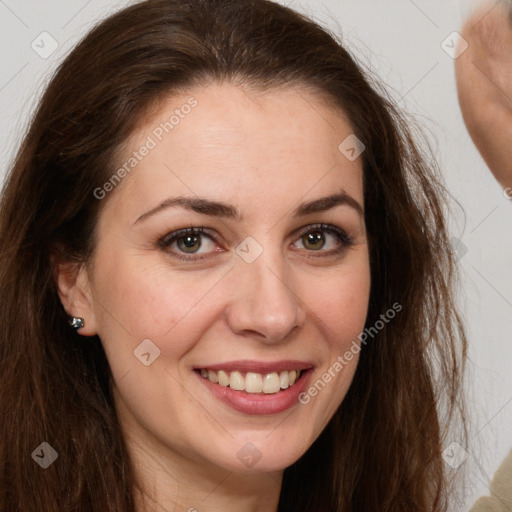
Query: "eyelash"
157 223 354 262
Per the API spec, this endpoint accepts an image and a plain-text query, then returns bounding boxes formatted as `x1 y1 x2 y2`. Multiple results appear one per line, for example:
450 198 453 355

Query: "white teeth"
218 370 230 387
263 372 280 394
199 368 304 394
280 371 289 389
245 372 263 393
230 371 245 391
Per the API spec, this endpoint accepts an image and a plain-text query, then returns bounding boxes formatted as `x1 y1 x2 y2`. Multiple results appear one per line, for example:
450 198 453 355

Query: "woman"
0 0 468 510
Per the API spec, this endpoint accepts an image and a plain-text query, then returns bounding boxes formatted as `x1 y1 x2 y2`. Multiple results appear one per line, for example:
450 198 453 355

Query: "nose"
225 252 307 343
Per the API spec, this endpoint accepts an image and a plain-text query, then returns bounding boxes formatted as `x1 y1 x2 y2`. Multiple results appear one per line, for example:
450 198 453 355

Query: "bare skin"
55 83 370 512
456 4 512 509
455 0 512 190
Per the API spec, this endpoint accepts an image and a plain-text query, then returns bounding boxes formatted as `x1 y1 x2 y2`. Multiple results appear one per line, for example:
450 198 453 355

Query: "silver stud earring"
68 317 84 330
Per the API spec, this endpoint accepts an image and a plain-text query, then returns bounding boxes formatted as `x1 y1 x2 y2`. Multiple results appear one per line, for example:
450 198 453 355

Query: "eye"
291 223 353 256
158 223 353 262
158 227 221 261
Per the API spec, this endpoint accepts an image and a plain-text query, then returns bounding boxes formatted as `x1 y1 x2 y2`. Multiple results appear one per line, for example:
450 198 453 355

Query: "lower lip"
196 370 313 415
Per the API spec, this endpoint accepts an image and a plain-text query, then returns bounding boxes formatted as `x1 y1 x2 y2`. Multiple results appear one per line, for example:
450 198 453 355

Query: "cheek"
309 260 371 350
91 250 227 355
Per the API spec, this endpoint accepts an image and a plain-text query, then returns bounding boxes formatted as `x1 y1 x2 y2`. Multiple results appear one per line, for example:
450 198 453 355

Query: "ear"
53 258 98 336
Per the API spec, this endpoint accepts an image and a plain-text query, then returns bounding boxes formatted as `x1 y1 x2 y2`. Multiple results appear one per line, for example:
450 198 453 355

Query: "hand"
455 1 512 189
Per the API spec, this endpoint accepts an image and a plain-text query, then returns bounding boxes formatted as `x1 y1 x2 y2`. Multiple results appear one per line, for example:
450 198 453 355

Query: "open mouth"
197 368 305 395
194 361 314 415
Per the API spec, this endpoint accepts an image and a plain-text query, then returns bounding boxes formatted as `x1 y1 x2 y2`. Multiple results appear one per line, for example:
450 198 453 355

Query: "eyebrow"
134 189 364 224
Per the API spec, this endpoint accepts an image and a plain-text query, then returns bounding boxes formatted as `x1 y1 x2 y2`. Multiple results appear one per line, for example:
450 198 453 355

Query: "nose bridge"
227 239 305 342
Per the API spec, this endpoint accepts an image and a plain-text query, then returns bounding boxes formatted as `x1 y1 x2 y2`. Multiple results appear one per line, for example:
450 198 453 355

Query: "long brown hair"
0 0 467 510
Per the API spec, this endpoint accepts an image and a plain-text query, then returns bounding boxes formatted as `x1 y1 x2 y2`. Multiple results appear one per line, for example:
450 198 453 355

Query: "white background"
1 0 511 509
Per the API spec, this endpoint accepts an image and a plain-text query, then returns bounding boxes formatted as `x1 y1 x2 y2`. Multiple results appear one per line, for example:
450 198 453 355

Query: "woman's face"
66 83 370 474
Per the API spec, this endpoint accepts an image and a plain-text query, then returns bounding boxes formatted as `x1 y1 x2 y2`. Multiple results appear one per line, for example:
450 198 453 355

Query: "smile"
199 369 302 394
194 361 313 415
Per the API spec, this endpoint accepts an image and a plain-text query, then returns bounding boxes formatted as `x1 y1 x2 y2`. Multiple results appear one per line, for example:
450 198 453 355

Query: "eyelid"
293 223 352 244
291 223 353 257
158 223 353 261
157 226 212 248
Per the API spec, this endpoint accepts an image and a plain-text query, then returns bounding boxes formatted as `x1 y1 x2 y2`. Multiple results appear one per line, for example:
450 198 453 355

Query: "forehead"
104 83 364 219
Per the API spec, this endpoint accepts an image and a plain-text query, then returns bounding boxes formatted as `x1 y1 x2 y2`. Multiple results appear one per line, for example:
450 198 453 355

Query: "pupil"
306 231 324 250
180 235 200 252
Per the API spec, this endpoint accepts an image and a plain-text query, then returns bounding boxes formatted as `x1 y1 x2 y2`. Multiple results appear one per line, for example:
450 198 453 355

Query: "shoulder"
469 448 512 512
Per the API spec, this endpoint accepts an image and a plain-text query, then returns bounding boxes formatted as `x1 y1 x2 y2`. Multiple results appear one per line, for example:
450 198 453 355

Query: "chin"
207 428 317 474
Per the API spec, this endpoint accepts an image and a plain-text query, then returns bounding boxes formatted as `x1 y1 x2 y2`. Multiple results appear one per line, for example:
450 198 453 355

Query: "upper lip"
195 360 314 373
